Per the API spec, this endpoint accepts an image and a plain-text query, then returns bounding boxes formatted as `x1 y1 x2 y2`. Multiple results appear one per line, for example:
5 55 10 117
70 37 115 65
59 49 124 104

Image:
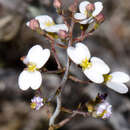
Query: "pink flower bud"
29 19 40 30
95 13 105 24
53 0 61 8
69 4 77 13
58 30 68 39
86 3 95 12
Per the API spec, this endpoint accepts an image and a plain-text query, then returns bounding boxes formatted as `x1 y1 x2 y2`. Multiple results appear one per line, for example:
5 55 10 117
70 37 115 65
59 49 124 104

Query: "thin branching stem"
51 40 62 69
49 94 62 126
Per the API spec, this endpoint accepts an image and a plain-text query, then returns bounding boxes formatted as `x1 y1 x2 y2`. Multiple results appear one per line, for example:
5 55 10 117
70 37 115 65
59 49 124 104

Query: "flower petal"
18 70 42 90
74 13 92 24
92 2 103 17
84 68 104 83
45 24 68 32
26 21 30 27
80 17 94 24
79 1 90 14
29 71 42 90
35 15 54 29
110 72 130 83
26 45 50 68
106 81 128 94
74 13 87 20
18 70 31 91
90 57 110 74
67 43 91 64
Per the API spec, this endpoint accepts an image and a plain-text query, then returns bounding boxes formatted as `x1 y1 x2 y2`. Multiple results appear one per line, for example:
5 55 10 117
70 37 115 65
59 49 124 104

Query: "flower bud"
86 3 95 12
69 4 77 13
58 30 68 39
95 13 105 24
29 19 40 30
53 0 61 9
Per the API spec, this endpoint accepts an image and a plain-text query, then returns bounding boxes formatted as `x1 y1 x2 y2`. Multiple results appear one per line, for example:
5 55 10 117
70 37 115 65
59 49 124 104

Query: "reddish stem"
51 40 62 69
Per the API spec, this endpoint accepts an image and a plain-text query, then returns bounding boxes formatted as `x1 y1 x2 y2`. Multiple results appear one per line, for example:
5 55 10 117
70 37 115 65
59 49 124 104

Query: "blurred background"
0 0 130 130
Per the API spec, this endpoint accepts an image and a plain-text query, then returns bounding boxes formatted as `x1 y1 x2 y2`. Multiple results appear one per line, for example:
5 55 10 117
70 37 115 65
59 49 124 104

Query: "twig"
49 95 62 126
51 40 62 69
69 75 90 84
48 13 75 128
56 42 67 49
61 107 89 117
43 68 65 74
54 113 77 129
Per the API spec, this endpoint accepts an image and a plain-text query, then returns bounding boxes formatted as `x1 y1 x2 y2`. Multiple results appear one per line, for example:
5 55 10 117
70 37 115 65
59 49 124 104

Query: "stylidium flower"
18 45 50 90
26 15 68 33
31 96 44 110
67 43 110 84
95 101 112 119
104 72 130 94
74 1 103 24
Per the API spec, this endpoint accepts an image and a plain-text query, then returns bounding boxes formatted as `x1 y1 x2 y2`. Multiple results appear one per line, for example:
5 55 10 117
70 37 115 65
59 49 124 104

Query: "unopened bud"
29 19 40 30
53 0 61 8
86 3 95 12
58 30 68 39
69 4 77 13
95 13 105 24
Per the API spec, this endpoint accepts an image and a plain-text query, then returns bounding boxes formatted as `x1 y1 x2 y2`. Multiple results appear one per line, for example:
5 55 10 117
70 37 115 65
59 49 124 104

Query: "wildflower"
104 72 130 94
26 15 68 33
67 43 110 83
95 101 112 119
18 45 50 90
74 1 103 24
31 96 44 110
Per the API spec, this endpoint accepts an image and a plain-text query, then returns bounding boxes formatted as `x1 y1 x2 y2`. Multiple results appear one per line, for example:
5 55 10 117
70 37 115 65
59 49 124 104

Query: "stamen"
30 102 37 109
44 21 55 27
27 63 37 72
99 110 107 118
103 74 112 83
80 58 92 70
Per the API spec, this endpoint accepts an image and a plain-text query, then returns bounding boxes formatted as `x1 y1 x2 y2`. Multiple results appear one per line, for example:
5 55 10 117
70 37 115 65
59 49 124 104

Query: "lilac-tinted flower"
96 101 112 119
31 96 44 110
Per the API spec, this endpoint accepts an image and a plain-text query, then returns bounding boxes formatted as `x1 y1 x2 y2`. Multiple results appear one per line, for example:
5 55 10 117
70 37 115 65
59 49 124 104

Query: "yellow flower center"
80 58 92 70
30 102 37 109
48 32 58 39
103 74 112 83
44 21 55 27
27 63 37 72
99 110 107 118
84 10 92 18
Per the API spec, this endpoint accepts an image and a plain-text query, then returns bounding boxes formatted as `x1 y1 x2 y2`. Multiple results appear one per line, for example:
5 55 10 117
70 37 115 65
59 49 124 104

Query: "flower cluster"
74 1 103 24
95 101 112 119
17 1 130 127
67 42 129 94
31 96 44 110
86 93 112 119
27 15 68 33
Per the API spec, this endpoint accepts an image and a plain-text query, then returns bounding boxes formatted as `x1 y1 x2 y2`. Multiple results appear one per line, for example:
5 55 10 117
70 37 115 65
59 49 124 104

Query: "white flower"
74 1 103 24
104 72 130 94
26 15 68 33
67 43 110 83
18 45 50 90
